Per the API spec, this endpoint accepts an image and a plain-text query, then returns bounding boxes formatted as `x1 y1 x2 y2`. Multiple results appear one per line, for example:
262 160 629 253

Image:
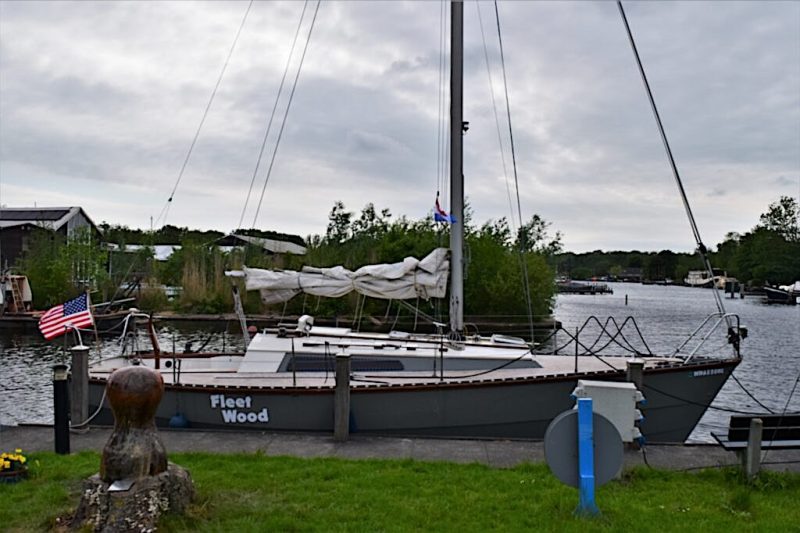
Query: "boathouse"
619 267 643 283
108 233 307 263
216 233 307 256
0 206 101 270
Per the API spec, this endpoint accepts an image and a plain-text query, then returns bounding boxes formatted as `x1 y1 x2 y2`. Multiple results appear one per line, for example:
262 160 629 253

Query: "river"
554 282 800 442
1 282 798 443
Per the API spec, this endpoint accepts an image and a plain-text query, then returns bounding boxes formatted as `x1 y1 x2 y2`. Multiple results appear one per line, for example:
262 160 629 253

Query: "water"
554 283 800 441
1 284 798 442
0 321 248 427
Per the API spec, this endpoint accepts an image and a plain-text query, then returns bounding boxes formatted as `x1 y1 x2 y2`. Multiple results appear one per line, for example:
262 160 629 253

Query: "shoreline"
3 424 799 473
0 312 561 336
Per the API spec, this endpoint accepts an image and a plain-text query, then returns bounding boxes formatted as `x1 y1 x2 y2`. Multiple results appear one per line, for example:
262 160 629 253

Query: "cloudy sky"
0 1 798 252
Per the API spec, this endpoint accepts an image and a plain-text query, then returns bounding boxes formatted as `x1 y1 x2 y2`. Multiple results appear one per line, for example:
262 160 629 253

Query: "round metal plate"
544 410 623 488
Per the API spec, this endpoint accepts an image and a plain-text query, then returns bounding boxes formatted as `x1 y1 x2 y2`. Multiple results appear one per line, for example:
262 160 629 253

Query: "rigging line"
436 0 445 197
156 0 254 228
441 2 451 203
494 1 535 342
730 373 775 414
238 1 309 231
439 1 450 204
251 0 321 228
641 382 770 415
476 2 514 232
616 1 727 318
761 370 800 465
449 348 534 379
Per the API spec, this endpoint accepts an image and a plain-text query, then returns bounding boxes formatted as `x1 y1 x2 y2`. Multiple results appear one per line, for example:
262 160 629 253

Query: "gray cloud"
0 0 797 252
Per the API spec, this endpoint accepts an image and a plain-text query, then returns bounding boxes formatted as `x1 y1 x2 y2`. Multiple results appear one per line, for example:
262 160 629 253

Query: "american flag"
38 293 94 340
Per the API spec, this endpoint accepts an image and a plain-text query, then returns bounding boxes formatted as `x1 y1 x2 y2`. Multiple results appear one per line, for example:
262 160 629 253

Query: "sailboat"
87 2 743 443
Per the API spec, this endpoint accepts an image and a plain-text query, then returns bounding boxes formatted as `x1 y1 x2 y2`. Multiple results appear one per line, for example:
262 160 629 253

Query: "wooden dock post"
334 352 351 442
53 364 70 454
626 358 644 390
70 345 90 426
743 417 763 480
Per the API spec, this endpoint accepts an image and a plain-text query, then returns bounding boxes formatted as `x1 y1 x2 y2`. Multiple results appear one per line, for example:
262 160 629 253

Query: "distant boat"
556 280 613 295
684 269 729 289
779 281 800 293
763 284 798 305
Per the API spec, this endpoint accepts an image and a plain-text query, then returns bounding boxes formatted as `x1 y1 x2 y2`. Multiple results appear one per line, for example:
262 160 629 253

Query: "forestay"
230 248 449 304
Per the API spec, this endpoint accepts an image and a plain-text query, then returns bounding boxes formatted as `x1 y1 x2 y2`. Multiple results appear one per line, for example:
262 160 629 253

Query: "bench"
712 414 800 477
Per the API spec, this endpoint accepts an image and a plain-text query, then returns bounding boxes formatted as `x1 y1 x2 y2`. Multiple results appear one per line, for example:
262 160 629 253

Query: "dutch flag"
434 196 456 223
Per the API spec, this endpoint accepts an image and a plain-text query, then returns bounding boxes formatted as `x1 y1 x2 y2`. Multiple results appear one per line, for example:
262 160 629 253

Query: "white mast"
448 1 465 336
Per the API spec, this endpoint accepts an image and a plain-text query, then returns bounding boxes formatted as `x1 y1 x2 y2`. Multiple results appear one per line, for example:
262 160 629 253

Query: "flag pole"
88 290 100 351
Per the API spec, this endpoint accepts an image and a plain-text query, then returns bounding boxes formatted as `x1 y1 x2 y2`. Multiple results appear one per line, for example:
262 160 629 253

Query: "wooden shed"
0 207 101 269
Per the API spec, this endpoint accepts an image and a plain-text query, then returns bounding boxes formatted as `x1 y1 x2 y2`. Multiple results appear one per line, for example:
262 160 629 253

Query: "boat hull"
88 358 738 443
763 286 797 305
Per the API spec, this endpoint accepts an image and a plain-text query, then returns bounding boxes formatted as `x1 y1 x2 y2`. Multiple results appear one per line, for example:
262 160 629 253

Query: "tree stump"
72 366 194 532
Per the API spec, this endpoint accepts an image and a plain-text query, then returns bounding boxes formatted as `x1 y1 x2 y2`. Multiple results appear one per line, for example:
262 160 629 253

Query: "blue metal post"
576 397 600 516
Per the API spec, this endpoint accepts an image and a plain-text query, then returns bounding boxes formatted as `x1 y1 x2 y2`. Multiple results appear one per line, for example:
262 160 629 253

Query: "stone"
71 366 194 531
71 463 194 532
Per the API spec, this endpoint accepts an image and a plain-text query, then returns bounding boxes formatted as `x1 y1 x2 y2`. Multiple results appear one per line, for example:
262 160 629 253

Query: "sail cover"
235 248 449 304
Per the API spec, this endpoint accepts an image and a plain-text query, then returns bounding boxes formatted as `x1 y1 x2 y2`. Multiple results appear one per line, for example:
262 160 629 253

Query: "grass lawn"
1 451 799 532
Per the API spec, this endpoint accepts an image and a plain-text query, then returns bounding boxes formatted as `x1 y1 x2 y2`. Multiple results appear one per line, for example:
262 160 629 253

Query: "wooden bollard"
334 352 351 442
70 345 90 427
53 364 70 455
71 365 194 532
101 366 168 482
744 418 763 480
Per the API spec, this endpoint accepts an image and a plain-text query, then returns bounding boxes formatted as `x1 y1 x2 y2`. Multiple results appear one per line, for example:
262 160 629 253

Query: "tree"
351 203 391 238
325 201 353 244
711 233 740 274
515 215 563 255
292 200 559 323
734 228 800 285
19 226 108 308
645 250 679 280
758 196 799 242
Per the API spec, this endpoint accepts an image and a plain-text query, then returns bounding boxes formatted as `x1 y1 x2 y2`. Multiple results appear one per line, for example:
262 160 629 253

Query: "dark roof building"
620 267 643 282
0 207 101 270
216 233 307 255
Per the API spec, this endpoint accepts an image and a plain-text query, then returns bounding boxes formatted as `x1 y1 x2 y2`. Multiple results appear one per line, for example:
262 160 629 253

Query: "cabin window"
280 353 405 372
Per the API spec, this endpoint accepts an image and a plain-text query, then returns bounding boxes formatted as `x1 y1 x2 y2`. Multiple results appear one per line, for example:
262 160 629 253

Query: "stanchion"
53 364 70 454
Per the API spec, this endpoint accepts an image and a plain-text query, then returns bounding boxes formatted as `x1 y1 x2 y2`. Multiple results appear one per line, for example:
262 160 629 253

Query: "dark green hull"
88 358 738 443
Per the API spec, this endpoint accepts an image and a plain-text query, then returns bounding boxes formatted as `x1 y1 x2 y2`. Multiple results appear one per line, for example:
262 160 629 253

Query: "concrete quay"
2 424 799 473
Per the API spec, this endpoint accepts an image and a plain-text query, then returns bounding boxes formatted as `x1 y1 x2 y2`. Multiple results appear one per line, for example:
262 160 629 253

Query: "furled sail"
231 248 449 304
